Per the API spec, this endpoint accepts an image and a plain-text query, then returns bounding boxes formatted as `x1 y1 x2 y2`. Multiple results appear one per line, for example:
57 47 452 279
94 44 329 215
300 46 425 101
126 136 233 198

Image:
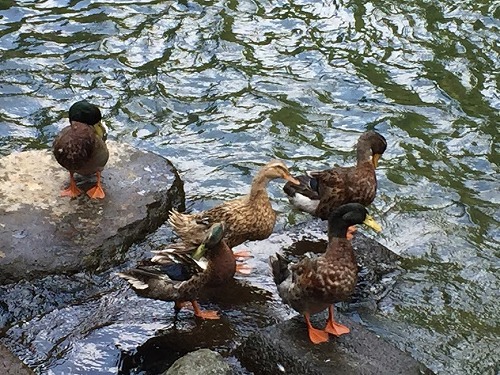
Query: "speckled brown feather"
168 160 298 251
313 161 376 219
276 238 358 315
284 131 387 219
53 121 108 176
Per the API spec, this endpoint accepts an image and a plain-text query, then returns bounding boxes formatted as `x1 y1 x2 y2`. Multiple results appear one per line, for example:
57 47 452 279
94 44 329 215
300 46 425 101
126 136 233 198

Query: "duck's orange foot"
324 305 350 336
236 263 253 275
87 184 105 199
233 249 253 259
305 313 329 344
308 325 329 344
346 225 357 240
324 321 350 336
61 186 82 198
194 309 220 320
191 300 220 320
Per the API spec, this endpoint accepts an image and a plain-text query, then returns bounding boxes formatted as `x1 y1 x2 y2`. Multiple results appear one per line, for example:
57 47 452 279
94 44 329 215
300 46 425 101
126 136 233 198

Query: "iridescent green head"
192 222 226 260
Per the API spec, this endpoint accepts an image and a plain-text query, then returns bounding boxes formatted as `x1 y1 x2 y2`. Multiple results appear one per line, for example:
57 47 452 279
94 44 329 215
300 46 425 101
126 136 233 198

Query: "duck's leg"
191 300 220 320
346 225 357 240
61 171 82 198
305 312 329 344
324 305 350 336
87 170 105 199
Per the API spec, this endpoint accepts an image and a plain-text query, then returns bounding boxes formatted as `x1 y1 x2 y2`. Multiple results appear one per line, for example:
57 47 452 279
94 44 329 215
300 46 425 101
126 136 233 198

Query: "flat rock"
0 141 185 284
237 309 433 375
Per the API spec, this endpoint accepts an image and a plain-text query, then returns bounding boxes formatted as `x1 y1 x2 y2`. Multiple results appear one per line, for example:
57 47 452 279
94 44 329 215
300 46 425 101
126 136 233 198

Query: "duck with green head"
117 222 235 320
270 203 382 344
52 100 109 199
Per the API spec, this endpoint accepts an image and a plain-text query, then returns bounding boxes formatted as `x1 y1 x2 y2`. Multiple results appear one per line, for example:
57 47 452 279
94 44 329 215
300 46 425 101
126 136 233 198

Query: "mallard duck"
52 100 109 199
269 203 382 344
168 160 300 257
116 222 235 320
283 131 387 220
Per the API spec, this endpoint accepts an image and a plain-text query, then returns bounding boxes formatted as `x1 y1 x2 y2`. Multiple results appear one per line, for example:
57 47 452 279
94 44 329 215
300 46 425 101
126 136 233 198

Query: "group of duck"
53 100 387 344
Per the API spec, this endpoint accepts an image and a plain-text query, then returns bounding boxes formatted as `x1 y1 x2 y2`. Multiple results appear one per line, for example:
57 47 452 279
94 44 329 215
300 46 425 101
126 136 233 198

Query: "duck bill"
93 121 108 140
363 215 382 233
285 174 300 185
372 154 381 168
192 243 206 260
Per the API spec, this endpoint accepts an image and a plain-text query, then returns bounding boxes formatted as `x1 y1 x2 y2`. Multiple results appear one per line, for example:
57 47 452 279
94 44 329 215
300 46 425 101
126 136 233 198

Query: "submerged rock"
0 141 185 284
164 349 231 375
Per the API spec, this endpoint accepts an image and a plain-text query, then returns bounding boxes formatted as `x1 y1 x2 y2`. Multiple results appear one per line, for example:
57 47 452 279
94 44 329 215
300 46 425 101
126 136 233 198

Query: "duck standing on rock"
283 131 386 224
270 203 382 344
117 222 234 320
168 160 300 264
52 100 109 199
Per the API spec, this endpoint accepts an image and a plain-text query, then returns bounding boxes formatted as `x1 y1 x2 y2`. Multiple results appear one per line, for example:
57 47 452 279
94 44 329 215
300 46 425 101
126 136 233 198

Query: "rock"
164 349 231 375
236 310 434 375
0 343 33 375
0 141 185 284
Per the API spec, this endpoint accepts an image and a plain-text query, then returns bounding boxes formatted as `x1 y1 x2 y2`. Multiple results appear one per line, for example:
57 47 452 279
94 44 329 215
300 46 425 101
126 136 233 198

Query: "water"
0 0 498 374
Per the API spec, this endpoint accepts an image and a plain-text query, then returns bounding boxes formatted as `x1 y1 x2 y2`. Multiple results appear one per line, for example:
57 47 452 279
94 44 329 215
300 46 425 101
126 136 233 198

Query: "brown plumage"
168 159 300 252
270 203 382 344
52 100 109 199
283 131 387 219
116 223 234 320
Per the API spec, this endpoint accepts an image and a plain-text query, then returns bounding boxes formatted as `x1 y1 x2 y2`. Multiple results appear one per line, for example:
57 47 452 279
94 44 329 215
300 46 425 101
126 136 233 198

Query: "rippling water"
0 0 498 374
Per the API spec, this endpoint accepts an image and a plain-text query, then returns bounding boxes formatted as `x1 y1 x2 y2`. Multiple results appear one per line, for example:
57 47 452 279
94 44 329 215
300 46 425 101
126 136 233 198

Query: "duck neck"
249 172 271 201
205 243 236 282
356 138 373 166
327 218 349 240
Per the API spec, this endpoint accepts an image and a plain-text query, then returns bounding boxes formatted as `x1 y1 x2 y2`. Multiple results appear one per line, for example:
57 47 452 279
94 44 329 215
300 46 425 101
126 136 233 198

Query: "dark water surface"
0 0 498 374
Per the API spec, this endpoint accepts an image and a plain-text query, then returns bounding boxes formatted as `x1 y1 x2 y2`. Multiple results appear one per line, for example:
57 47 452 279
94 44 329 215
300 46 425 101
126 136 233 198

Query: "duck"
283 131 387 221
168 160 300 260
52 100 109 199
116 222 234 320
269 203 382 344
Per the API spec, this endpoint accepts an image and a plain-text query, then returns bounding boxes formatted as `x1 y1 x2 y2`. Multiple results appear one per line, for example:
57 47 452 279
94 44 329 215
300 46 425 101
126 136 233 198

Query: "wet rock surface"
163 348 231 375
0 343 34 375
0 141 185 284
236 309 434 375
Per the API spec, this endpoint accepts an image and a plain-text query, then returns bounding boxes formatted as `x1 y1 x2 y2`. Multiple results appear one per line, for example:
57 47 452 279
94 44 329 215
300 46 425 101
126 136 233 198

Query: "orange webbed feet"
86 171 105 199
192 300 220 320
61 172 82 198
305 313 329 344
324 305 350 336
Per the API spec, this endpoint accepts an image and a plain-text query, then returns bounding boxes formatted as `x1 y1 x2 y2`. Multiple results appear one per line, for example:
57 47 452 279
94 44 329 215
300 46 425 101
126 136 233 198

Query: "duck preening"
116 222 235 320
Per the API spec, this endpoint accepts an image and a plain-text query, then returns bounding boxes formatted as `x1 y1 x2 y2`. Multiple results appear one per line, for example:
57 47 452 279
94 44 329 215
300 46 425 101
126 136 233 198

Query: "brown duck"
117 222 235 320
270 203 382 344
168 160 300 259
283 131 387 221
52 100 109 199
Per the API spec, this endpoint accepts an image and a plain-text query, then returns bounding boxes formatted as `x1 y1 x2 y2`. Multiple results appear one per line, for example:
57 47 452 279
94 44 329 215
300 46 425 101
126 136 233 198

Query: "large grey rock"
237 310 433 375
165 349 231 375
0 141 184 284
